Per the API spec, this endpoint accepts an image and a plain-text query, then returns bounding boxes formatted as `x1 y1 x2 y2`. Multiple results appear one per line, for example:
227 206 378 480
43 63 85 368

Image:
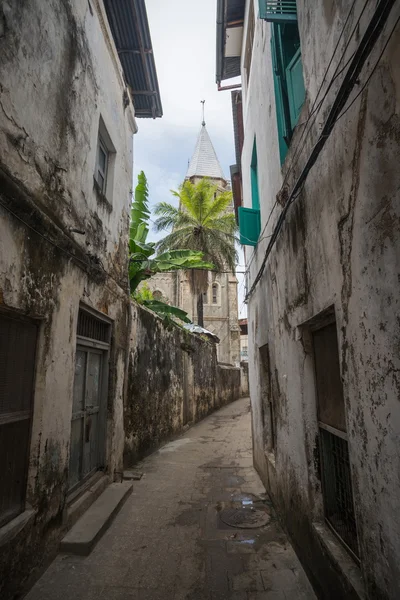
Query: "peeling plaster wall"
242 0 400 598
0 1 134 597
124 303 240 466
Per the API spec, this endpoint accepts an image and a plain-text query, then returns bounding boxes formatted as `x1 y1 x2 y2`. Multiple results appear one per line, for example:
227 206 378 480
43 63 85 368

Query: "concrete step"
123 469 143 481
60 482 133 556
64 473 109 531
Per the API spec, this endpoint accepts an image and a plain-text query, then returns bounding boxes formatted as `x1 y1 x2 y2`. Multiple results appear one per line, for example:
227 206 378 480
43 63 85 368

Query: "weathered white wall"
241 1 400 598
0 1 135 596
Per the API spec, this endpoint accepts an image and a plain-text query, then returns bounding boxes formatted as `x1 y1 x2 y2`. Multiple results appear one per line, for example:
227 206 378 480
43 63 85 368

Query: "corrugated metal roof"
104 0 162 119
186 125 226 181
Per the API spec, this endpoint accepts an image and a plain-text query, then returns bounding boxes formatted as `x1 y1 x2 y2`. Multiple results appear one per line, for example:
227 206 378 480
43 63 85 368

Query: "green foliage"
153 178 238 272
129 172 215 293
132 282 155 303
133 284 191 330
153 178 238 327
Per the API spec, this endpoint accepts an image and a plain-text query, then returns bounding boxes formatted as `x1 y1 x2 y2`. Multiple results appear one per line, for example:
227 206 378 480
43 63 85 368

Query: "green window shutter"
238 207 261 247
259 0 297 23
250 141 260 210
286 47 305 129
271 26 289 164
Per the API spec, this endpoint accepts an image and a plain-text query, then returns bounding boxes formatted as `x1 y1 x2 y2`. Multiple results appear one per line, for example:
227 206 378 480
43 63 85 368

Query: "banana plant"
129 172 214 295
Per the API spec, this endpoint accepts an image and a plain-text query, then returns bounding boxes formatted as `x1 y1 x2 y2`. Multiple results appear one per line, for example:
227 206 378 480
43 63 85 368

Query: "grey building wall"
241 1 400 599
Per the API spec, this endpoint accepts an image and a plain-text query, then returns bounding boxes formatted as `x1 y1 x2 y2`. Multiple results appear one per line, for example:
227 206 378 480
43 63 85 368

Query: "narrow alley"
25 398 315 600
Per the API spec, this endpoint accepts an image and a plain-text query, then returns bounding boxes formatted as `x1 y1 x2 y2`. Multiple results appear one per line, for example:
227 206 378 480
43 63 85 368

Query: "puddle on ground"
215 497 272 530
159 438 193 452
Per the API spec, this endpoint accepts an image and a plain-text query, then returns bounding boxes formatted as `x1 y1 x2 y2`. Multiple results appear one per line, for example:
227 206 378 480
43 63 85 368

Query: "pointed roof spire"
186 107 226 181
201 99 206 126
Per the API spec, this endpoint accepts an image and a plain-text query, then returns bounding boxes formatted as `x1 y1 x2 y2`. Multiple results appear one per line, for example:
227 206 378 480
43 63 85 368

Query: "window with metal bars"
77 309 110 343
0 313 37 527
212 283 219 305
312 319 359 560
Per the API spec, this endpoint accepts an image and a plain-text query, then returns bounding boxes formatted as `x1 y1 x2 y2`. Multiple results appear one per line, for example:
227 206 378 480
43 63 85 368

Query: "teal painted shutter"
286 47 305 128
259 0 297 22
271 25 289 164
238 207 261 247
251 141 260 210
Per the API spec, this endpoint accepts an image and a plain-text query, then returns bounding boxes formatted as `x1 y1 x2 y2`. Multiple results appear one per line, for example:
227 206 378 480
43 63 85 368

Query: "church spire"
201 99 205 126
186 104 226 181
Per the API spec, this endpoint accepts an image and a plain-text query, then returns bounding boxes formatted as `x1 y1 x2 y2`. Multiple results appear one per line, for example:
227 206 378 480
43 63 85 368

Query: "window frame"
94 116 116 205
270 19 305 164
211 283 219 305
0 311 38 528
311 317 360 561
96 135 109 194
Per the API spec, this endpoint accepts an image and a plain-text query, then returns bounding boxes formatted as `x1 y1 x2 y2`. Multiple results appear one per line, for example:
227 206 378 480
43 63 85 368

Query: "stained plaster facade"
0 1 141 596
146 126 240 366
236 1 400 599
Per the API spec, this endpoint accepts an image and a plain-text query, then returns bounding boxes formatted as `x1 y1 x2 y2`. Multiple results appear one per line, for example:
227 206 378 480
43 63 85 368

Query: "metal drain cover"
219 507 270 529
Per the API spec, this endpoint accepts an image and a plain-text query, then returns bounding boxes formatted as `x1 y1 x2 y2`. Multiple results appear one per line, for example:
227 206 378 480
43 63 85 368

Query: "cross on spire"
201 99 205 126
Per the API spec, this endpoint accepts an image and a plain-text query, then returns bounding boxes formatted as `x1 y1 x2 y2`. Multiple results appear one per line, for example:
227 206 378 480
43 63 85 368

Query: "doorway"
68 307 111 492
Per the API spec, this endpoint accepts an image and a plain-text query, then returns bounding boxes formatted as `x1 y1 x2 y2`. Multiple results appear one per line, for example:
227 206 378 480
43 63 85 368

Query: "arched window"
153 290 162 301
212 283 218 304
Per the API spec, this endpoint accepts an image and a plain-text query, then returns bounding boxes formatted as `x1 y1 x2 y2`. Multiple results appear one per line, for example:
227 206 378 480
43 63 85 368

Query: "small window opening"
94 116 116 204
212 284 218 304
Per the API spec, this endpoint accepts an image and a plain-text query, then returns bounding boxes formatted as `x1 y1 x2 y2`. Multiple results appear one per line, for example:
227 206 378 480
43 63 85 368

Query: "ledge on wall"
312 522 365 600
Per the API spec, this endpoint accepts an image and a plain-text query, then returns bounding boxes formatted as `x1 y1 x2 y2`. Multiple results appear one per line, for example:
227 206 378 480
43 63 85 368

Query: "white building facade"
217 1 400 599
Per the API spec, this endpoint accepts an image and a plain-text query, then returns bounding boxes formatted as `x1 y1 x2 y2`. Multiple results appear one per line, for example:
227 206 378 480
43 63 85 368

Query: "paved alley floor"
25 398 316 600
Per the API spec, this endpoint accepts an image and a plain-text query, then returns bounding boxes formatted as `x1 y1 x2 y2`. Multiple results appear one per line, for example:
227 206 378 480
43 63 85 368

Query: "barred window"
0 313 37 527
313 320 359 560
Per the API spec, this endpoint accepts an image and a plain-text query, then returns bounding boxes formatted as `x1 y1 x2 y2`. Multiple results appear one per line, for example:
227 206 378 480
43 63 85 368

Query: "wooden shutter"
0 314 37 526
259 0 297 23
271 25 290 164
250 141 260 211
286 47 306 129
238 207 261 247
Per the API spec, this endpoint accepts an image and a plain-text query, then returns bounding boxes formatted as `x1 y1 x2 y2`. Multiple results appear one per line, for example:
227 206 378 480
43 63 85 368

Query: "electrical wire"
244 0 398 303
281 0 368 191
336 13 400 123
239 0 365 288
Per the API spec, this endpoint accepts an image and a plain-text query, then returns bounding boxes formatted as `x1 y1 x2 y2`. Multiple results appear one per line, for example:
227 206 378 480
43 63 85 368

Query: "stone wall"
124 302 240 465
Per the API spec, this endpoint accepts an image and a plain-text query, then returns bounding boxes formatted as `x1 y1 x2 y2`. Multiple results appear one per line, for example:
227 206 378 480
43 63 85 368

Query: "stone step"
60 482 133 556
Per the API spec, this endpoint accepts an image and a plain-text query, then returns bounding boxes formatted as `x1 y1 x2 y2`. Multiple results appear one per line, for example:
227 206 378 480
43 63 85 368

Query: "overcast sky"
134 0 247 317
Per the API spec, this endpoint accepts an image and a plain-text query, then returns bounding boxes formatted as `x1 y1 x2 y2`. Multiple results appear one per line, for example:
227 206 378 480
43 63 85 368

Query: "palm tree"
153 178 237 327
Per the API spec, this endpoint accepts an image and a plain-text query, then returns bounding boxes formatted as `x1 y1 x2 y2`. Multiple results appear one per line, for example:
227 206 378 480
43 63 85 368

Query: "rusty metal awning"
104 0 162 119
